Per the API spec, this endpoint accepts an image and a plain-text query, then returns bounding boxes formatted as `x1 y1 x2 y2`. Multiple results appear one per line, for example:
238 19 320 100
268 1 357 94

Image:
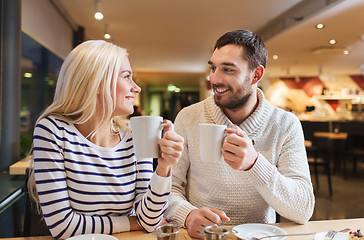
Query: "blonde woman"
28 40 184 239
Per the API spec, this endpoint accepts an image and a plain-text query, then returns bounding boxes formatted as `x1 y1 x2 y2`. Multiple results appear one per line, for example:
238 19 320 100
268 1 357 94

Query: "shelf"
315 95 363 100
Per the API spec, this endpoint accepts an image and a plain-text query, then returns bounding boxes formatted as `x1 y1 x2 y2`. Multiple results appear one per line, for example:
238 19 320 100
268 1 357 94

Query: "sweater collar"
204 88 273 138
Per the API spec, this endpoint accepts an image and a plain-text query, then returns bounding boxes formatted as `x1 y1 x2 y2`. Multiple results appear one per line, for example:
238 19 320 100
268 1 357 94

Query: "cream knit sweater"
165 89 315 227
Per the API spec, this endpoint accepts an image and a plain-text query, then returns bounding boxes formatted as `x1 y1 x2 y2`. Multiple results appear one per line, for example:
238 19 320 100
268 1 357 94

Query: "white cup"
199 123 227 161
130 116 173 158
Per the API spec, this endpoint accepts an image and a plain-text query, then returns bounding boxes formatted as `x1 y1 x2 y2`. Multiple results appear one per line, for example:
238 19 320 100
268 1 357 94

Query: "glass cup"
153 223 180 240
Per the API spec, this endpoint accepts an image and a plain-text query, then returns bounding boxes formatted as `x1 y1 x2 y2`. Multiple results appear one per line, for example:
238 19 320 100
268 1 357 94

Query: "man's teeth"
215 88 228 93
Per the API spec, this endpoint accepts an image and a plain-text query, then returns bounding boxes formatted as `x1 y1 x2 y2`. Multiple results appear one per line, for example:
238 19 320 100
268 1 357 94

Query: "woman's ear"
252 65 265 84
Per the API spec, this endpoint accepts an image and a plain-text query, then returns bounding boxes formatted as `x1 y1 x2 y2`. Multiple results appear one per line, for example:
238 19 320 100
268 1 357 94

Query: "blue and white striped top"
33 115 171 239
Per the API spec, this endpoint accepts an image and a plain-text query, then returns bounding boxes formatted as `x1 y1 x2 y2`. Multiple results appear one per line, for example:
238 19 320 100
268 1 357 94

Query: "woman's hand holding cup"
156 119 184 177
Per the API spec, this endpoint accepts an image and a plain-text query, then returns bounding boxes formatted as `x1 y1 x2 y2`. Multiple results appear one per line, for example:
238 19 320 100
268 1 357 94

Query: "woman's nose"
132 80 141 93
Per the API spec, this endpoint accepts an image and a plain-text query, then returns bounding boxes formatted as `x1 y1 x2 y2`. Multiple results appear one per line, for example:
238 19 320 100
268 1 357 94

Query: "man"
164 30 315 238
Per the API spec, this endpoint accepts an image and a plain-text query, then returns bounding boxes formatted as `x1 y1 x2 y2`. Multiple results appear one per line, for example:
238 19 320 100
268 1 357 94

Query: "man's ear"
252 65 265 84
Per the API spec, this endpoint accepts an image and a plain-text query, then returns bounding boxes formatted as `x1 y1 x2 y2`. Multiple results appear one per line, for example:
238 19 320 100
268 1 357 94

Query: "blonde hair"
28 40 129 205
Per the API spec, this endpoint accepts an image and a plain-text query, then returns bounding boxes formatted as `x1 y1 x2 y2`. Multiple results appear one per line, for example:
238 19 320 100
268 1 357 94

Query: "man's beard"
213 76 253 110
214 89 252 110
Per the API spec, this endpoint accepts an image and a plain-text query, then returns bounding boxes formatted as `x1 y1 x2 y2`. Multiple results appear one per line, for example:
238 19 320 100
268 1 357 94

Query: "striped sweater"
33 115 171 239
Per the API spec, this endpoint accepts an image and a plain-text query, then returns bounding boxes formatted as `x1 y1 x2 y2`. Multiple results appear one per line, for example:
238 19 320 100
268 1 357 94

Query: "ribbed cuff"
248 153 275 186
173 202 198 227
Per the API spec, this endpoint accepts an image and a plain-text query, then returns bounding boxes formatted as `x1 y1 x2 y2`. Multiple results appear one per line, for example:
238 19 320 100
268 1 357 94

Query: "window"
20 33 63 157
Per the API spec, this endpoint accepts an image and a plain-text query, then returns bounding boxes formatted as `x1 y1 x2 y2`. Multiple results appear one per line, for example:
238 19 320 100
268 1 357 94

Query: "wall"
261 75 364 121
21 0 73 59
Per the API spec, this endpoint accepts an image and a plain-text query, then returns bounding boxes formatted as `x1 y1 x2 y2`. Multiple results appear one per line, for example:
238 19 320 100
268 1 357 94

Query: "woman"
28 40 184 239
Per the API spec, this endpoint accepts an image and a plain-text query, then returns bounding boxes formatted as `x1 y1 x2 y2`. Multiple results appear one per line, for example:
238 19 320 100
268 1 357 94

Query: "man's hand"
222 126 258 170
185 207 230 239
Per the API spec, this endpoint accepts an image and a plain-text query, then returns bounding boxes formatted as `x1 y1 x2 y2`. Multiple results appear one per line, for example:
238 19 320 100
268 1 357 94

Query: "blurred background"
1 0 364 237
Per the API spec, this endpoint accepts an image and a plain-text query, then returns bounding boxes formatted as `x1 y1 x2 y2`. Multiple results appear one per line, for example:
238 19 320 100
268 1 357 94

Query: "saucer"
233 223 287 239
66 234 118 240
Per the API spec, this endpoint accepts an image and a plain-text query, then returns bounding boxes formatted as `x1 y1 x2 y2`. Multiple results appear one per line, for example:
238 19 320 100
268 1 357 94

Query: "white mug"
130 116 173 158
199 123 227 161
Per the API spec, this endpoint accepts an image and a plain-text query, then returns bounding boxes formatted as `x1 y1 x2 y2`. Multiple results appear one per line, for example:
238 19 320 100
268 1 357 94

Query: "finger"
159 137 183 153
225 130 254 147
225 126 249 138
199 208 222 226
162 130 184 143
161 119 173 133
222 153 242 170
209 209 230 223
224 133 245 147
160 150 181 163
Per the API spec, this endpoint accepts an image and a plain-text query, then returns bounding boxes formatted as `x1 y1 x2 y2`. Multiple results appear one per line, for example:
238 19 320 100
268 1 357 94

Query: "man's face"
208 44 254 110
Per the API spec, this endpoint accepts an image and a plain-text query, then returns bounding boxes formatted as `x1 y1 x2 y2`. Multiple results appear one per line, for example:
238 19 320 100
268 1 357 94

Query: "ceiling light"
329 39 336 45
167 84 176 92
272 55 278 60
94 0 104 21
104 24 111 39
24 72 32 78
343 50 350 55
167 84 180 93
316 23 325 29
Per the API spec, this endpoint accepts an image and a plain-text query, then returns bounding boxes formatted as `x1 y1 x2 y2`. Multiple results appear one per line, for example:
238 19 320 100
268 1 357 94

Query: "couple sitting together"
28 29 314 239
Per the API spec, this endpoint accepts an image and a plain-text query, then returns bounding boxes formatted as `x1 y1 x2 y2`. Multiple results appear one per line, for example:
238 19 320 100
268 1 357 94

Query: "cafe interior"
0 0 363 238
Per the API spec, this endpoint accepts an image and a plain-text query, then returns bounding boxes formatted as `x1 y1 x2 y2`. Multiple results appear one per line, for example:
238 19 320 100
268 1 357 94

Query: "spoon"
247 232 316 240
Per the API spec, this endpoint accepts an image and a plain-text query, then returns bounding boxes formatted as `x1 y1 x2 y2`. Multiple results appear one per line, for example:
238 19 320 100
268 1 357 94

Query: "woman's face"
113 57 141 116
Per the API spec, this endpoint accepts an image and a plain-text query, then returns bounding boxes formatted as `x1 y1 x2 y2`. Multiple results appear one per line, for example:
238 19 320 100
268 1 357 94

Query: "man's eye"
224 68 234 73
210 66 216 72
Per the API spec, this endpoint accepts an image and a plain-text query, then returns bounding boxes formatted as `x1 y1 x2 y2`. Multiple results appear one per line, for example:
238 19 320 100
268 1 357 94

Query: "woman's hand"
156 120 184 177
128 216 143 231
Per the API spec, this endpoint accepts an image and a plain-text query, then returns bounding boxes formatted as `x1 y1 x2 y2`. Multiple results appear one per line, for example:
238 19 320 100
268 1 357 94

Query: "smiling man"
165 30 315 239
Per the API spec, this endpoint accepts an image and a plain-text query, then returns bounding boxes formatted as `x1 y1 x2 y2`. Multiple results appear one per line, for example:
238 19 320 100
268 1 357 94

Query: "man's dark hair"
214 29 268 70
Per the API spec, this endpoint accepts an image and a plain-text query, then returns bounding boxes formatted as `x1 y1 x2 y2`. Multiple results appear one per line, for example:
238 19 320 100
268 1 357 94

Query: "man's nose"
209 70 222 84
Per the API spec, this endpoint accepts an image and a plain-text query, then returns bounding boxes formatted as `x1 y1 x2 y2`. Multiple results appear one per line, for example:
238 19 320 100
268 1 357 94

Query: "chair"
24 169 51 237
343 135 364 178
305 139 333 196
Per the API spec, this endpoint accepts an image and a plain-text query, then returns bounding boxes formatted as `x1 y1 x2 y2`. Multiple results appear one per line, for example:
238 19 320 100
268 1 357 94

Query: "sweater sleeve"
247 115 315 224
164 108 198 227
33 119 130 239
133 159 171 232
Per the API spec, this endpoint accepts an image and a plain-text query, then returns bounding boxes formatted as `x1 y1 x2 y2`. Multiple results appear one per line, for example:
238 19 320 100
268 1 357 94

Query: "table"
313 132 348 140
2 218 363 239
313 131 348 174
0 172 25 214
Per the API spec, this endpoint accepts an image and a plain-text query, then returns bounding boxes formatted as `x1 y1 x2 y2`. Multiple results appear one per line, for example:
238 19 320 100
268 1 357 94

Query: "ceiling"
55 0 364 86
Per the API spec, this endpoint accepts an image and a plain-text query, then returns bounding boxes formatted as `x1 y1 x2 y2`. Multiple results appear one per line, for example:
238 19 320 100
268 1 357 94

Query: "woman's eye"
122 74 131 80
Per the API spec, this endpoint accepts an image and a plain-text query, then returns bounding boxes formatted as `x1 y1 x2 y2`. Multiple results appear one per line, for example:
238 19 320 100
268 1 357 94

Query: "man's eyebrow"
222 62 238 67
208 60 238 67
